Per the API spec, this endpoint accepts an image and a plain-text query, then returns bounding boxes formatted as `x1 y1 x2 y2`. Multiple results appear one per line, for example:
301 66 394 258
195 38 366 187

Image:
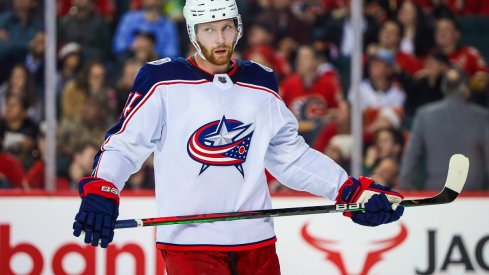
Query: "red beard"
199 43 234 66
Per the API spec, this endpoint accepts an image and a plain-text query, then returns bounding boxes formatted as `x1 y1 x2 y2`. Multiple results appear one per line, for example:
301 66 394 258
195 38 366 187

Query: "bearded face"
194 19 238 67
198 42 234 66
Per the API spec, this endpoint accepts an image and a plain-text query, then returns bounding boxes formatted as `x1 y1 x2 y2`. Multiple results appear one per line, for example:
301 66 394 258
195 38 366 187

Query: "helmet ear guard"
183 0 243 60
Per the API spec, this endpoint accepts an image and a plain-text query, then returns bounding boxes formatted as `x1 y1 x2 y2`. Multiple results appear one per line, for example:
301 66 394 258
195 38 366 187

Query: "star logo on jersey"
187 116 254 176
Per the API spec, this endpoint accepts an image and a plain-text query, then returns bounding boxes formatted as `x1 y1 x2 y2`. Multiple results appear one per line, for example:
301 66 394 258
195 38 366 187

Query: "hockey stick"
115 154 469 229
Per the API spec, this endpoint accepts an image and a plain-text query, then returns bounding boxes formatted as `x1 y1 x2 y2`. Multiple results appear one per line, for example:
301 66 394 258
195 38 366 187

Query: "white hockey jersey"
93 57 348 251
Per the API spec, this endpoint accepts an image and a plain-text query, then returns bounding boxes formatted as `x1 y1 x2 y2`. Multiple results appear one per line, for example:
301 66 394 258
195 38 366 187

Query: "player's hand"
73 177 120 248
336 176 404 226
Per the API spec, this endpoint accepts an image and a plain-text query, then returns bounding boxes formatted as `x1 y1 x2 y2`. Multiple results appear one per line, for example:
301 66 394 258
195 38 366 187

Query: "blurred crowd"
0 0 488 192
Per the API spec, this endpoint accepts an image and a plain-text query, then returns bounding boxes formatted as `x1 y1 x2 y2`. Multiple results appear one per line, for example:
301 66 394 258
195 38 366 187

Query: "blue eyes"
203 26 233 33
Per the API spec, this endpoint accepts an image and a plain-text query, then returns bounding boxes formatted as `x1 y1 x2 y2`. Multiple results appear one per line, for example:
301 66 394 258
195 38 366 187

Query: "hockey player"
72 0 405 274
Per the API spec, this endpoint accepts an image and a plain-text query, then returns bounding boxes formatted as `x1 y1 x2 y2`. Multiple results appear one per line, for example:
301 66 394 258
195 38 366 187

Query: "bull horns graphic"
301 223 408 275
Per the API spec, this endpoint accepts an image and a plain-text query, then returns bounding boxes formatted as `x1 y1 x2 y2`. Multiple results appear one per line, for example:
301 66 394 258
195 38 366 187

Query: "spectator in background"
321 0 348 13
117 30 160 64
23 121 70 189
244 22 291 80
417 0 489 17
308 1 336 47
369 156 400 188
349 50 406 111
1 93 38 169
364 106 402 140
364 0 392 24
320 1 379 58
57 0 112 61
364 127 404 175
24 30 45 95
113 0 179 59
58 93 115 164
434 16 489 98
57 0 116 22
404 51 450 125
350 50 406 144
280 45 345 145
366 20 423 76
0 0 43 83
0 0 43 56
396 1 434 57
67 141 98 188
317 0 379 90
253 0 312 47
56 42 83 108
61 60 117 122
0 63 38 119
114 58 144 116
399 66 489 190
251 0 316 67
0 121 25 188
323 134 352 173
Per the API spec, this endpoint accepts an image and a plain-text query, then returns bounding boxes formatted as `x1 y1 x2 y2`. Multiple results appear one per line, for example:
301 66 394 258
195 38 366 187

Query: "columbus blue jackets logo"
187 116 254 176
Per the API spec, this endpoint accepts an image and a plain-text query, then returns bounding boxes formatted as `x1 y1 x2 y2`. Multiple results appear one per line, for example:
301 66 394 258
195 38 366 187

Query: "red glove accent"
79 177 120 204
336 176 404 218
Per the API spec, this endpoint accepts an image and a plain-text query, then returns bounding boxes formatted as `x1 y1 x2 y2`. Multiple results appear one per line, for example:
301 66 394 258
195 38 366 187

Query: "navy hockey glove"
336 176 404 226
73 177 120 248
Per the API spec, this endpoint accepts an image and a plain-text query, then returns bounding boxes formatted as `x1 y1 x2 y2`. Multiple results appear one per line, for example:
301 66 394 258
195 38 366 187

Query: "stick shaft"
115 154 468 229
116 203 361 229
114 188 456 229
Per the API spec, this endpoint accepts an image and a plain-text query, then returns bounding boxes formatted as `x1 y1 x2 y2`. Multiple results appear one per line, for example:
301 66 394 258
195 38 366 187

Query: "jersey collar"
186 56 238 82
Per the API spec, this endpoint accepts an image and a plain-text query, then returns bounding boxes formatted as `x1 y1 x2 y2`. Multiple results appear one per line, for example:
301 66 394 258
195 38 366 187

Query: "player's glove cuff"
79 177 120 204
336 176 403 218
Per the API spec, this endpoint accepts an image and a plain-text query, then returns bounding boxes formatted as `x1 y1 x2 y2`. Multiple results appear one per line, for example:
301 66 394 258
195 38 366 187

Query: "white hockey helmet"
183 0 243 60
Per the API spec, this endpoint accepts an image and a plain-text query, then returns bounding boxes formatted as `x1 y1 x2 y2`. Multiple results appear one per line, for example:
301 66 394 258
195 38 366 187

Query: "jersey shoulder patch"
250 60 274 72
235 59 278 94
141 57 202 83
131 57 202 98
146 57 172 65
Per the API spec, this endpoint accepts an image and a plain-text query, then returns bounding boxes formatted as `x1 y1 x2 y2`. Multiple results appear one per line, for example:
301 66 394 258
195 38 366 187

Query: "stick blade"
445 154 469 194
400 154 469 208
